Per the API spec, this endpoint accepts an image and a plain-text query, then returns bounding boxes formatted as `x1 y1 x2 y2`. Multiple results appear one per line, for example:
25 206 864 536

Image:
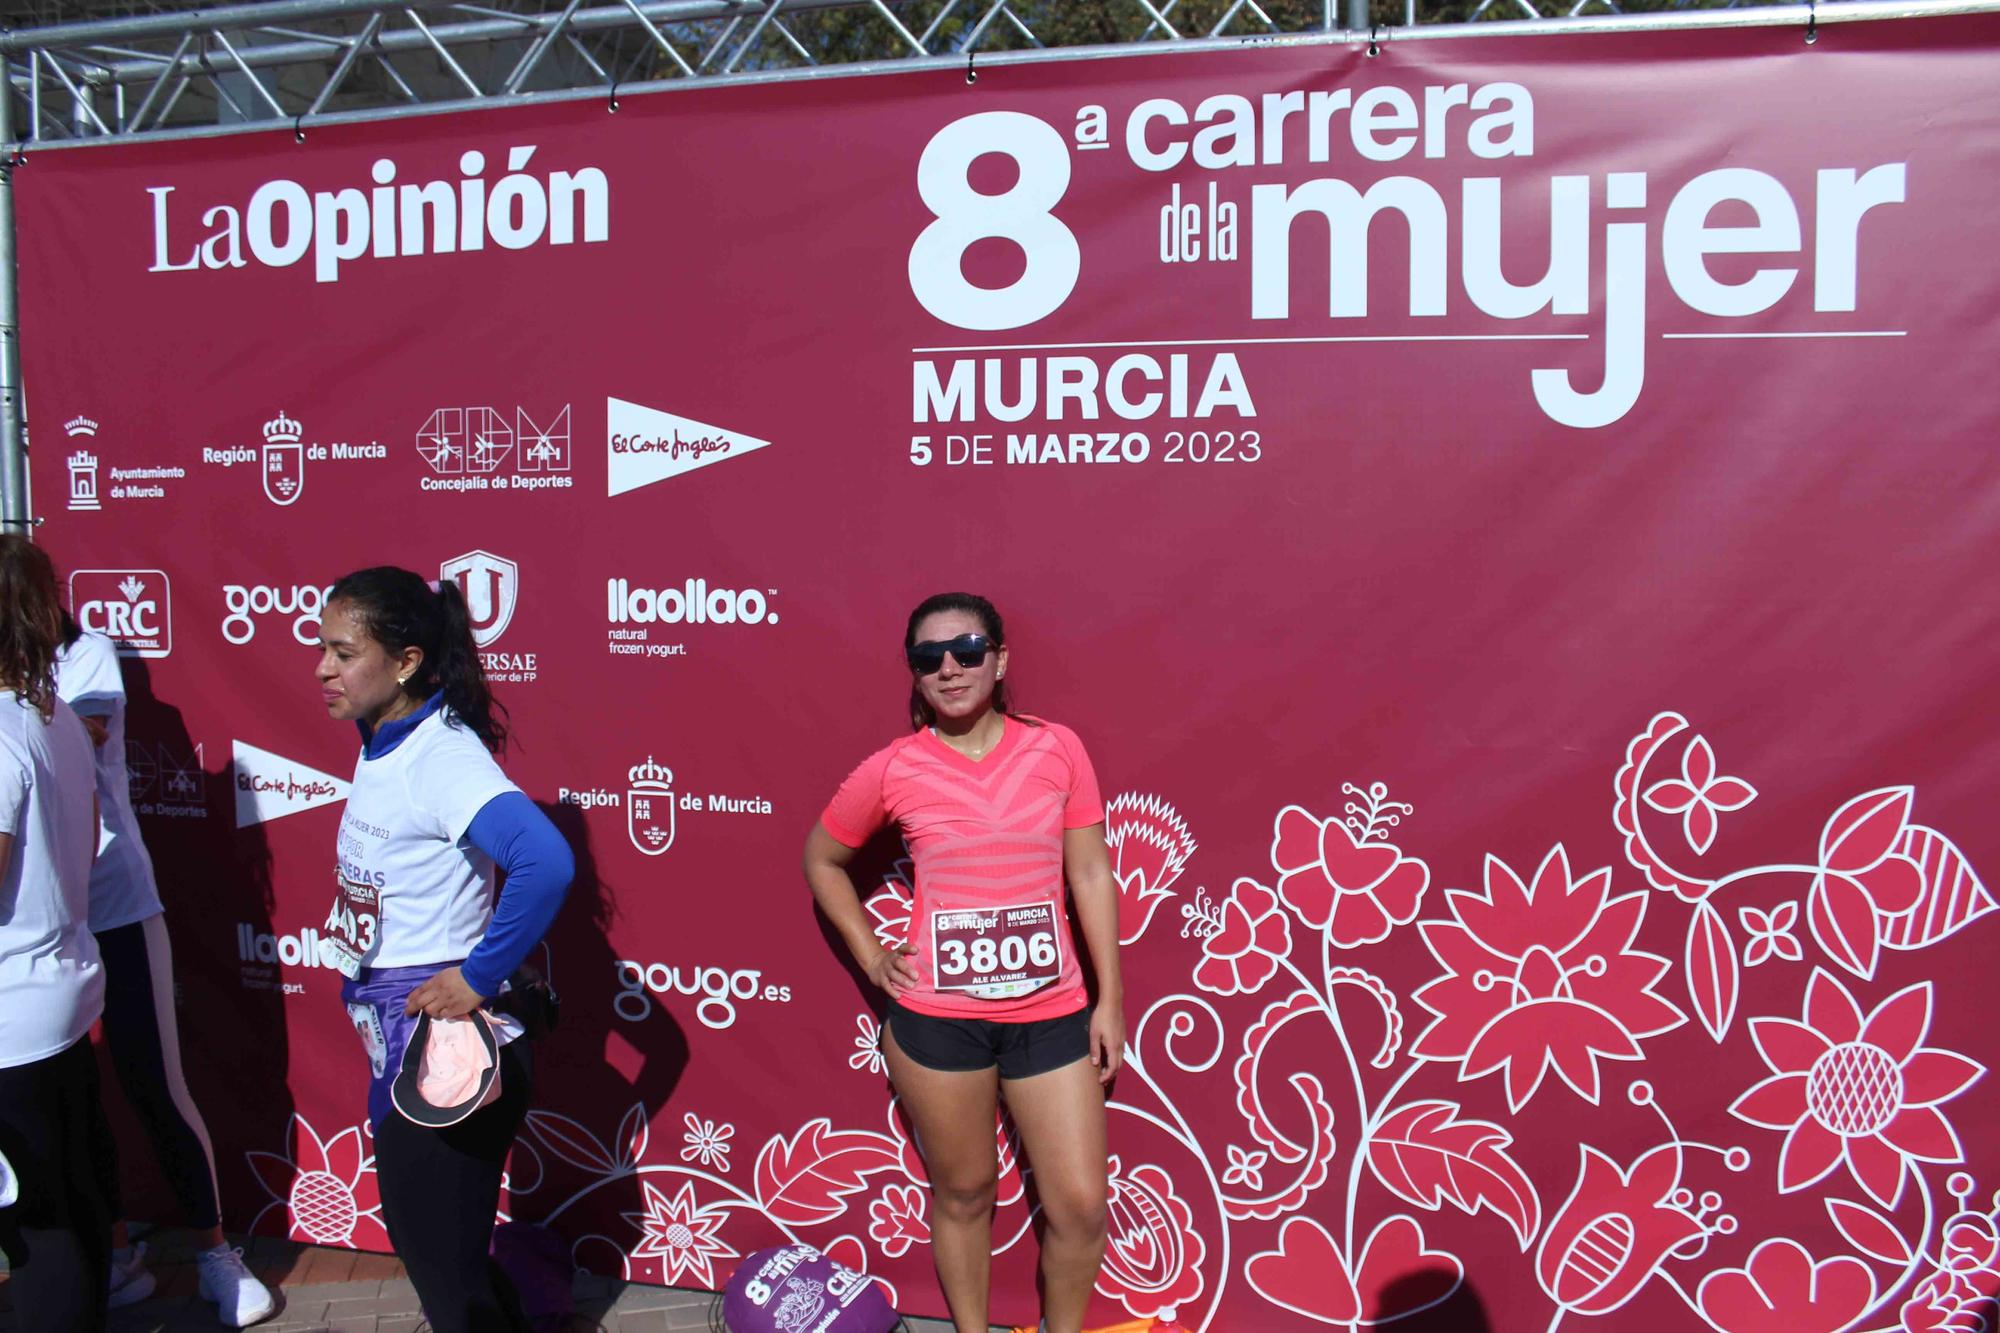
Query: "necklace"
934 719 1003 760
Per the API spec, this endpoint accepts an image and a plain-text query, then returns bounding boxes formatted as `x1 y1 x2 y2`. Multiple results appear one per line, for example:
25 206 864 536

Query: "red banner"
18 14 2000 1329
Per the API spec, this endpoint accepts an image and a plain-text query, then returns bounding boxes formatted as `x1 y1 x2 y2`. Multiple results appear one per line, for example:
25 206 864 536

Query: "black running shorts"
884 999 1090 1080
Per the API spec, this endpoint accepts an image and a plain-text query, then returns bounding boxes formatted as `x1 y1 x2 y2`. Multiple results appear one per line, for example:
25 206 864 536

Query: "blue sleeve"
460 791 575 998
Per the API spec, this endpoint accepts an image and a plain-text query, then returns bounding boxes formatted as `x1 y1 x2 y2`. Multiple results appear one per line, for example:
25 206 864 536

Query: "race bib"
321 870 380 980
930 902 1061 1000
346 1001 388 1078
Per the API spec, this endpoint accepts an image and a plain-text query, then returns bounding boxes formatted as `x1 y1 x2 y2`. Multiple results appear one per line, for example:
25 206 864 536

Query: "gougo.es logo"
222 583 329 646
612 960 791 1030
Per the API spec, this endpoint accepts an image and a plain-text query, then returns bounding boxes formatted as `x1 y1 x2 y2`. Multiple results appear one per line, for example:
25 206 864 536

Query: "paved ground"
0 1228 967 1333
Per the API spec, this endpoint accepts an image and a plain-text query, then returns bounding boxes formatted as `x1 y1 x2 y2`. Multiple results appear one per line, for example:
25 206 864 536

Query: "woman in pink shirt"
804 593 1123 1333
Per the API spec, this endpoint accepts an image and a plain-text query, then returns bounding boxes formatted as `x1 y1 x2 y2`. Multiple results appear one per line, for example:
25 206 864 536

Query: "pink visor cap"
392 1011 502 1127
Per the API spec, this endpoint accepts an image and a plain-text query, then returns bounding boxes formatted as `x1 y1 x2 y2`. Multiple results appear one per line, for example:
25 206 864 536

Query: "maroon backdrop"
18 15 2000 1330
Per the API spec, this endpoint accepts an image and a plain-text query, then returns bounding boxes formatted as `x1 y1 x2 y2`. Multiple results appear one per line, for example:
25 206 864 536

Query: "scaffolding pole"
0 85 23 529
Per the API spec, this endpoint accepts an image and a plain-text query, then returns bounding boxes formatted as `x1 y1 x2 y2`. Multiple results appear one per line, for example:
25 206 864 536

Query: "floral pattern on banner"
246 739 1996 1333
246 1114 386 1249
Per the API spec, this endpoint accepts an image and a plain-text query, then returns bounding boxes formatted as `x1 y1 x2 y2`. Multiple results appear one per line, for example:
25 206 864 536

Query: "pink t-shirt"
821 716 1104 1022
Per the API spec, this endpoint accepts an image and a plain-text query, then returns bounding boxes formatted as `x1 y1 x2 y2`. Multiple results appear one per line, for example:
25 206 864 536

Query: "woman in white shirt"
55 614 274 1325
0 534 112 1331
316 566 572 1333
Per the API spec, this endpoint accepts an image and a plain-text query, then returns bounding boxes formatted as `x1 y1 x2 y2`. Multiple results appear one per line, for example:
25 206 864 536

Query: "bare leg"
1002 1057 1108 1333
883 1024 1001 1333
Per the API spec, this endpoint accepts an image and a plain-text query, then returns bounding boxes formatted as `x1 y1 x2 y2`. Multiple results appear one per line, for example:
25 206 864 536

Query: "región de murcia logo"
203 408 387 506
557 754 775 858
627 756 674 856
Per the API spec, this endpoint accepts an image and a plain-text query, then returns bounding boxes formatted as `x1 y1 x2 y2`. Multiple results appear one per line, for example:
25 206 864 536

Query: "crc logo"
416 405 571 474
628 755 673 856
611 960 791 1030
222 583 328 646
69 569 172 658
440 550 518 648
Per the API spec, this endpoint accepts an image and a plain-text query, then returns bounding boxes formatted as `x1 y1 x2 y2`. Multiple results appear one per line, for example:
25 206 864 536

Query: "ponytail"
429 579 508 753
327 566 509 753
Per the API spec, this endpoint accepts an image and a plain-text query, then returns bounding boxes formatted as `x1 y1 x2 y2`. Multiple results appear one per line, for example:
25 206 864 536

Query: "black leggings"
0 1037 115 1333
95 915 221 1229
375 1037 533 1333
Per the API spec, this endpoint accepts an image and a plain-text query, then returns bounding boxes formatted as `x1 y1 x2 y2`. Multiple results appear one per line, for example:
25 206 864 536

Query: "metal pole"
0 62 29 529
1348 0 1371 28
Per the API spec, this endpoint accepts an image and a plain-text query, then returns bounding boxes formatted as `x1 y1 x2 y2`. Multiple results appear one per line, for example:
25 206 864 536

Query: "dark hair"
328 566 508 753
903 591 1039 732
0 535 65 719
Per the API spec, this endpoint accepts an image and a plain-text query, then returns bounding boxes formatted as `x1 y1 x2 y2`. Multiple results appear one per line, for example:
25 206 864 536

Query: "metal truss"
0 0 1844 149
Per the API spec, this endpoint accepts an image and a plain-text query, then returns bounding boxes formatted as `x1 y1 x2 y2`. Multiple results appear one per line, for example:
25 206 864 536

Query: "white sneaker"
108 1241 156 1307
197 1244 278 1328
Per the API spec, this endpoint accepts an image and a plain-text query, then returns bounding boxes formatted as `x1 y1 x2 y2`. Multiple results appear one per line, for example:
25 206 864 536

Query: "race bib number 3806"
931 902 1061 1000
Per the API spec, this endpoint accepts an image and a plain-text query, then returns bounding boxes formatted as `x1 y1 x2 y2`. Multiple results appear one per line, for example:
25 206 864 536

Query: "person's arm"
1066 823 1125 1084
803 821 918 998
405 792 574 1018
0 745 25 902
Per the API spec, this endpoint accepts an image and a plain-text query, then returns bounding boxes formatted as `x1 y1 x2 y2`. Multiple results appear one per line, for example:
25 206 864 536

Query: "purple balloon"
723 1245 899 1333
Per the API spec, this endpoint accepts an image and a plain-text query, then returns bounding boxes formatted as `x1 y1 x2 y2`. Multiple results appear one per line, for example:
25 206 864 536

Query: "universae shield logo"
628 756 675 856
262 410 305 506
440 549 518 648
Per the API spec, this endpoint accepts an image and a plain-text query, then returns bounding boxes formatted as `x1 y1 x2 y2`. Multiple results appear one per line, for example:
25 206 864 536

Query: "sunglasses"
906 634 993 674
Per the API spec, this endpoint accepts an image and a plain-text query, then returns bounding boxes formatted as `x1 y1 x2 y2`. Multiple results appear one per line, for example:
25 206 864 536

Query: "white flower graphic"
680 1113 735 1171
1738 902 1804 967
1643 735 1756 855
1223 1144 1268 1190
624 1180 739 1286
246 1114 385 1248
850 1013 887 1075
